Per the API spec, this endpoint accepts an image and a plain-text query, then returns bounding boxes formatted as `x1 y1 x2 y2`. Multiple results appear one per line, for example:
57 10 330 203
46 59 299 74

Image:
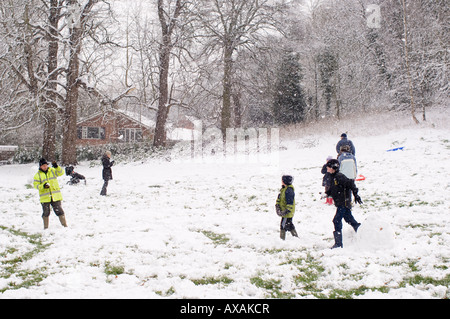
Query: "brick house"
76 109 155 146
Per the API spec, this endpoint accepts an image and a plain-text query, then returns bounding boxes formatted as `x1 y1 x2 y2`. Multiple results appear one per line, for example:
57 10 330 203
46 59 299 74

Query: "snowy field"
0 110 449 299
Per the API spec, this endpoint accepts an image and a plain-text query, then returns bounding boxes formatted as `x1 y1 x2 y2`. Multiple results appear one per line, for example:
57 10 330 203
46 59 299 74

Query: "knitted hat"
39 158 48 166
282 175 293 185
326 159 340 171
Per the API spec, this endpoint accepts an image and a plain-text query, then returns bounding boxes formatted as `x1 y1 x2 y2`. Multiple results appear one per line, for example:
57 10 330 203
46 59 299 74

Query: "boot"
331 231 343 249
280 229 286 240
58 215 68 227
43 216 49 229
353 223 361 233
290 229 298 237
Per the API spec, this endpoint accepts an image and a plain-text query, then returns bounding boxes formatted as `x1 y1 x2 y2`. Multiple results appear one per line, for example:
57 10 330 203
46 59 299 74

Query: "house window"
119 128 143 142
77 126 105 140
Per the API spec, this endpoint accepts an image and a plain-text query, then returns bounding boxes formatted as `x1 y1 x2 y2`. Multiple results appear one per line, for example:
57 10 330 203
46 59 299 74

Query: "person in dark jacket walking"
336 133 355 156
100 151 114 196
325 159 363 249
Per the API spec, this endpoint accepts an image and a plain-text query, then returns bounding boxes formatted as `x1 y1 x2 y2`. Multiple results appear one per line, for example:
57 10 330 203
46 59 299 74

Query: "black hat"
326 159 340 171
282 175 293 185
39 158 48 166
341 133 347 138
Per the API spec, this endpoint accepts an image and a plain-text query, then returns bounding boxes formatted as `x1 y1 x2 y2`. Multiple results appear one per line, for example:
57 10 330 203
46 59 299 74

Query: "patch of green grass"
0 225 51 293
250 275 295 299
191 276 233 286
155 286 176 296
104 262 125 276
289 254 325 297
328 285 390 299
401 274 450 287
200 230 230 246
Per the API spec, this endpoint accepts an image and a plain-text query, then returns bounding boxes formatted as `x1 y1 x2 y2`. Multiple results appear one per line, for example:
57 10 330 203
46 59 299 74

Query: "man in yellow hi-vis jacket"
33 158 68 229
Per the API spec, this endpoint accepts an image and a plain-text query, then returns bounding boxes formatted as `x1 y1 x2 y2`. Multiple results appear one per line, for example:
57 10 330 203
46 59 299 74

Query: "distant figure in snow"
336 133 355 156
321 156 334 205
65 165 86 185
275 175 298 240
100 151 114 196
325 159 362 249
338 145 357 180
33 158 68 229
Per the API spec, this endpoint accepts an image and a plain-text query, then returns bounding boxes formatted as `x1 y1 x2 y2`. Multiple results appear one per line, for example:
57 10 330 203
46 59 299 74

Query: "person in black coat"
100 151 114 196
321 156 334 205
325 159 363 249
336 133 355 156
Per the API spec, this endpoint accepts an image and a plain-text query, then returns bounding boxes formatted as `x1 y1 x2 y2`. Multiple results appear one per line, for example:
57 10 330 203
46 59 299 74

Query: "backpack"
338 153 357 179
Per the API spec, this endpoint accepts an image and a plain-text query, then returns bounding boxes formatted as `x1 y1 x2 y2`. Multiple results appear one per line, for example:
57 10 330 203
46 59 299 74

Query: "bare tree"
42 0 65 160
153 0 184 148
0 0 47 143
62 0 114 165
193 0 283 136
400 0 419 124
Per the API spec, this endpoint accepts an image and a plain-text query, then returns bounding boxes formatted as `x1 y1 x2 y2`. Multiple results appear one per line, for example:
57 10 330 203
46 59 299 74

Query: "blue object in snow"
386 147 404 152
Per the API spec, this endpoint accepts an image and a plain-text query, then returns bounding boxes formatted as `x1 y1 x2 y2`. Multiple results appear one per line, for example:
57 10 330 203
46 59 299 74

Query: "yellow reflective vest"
33 166 64 203
276 185 295 218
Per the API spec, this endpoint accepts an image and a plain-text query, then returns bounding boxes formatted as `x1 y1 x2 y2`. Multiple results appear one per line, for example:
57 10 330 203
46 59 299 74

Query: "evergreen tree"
317 50 338 116
272 50 307 125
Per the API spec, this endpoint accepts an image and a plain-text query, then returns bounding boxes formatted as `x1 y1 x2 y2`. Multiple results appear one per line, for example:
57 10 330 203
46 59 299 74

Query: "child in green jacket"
276 175 298 240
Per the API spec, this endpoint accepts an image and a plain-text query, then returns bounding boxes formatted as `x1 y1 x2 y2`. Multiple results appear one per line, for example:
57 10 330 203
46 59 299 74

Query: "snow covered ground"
0 110 449 299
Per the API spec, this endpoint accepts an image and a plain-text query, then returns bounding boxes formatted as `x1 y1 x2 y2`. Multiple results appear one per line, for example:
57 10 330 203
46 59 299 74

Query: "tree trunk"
221 45 233 137
62 25 82 165
153 43 171 148
153 0 183 148
61 0 99 165
42 0 60 161
232 90 242 128
401 0 419 124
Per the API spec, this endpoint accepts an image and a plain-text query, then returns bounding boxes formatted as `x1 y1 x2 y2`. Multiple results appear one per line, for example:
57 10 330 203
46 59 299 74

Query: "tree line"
0 0 448 164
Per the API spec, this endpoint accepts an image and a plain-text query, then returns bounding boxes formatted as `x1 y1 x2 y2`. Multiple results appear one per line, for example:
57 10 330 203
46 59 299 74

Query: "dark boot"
331 231 343 249
280 230 286 240
100 180 108 196
353 223 361 232
290 229 298 237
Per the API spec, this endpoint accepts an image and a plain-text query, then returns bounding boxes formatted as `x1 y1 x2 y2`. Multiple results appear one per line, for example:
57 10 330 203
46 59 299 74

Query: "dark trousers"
280 217 296 231
333 206 358 232
41 200 65 217
100 180 108 195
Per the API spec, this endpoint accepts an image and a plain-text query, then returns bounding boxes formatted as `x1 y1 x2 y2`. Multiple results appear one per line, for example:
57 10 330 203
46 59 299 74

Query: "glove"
354 194 363 205
110 160 115 166
281 209 290 217
44 183 50 189
52 161 58 168
275 204 282 216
